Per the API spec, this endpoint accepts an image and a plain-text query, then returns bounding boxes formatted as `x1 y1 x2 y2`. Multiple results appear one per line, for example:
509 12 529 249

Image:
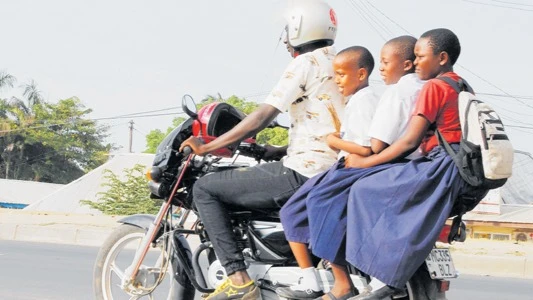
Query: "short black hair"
385 35 417 62
420 28 461 65
338 46 375 76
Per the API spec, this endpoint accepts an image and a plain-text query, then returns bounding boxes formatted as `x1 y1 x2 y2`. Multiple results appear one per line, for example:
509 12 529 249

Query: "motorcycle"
93 95 466 300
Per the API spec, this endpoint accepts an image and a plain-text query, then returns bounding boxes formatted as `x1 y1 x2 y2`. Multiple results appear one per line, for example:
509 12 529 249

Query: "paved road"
1 241 532 300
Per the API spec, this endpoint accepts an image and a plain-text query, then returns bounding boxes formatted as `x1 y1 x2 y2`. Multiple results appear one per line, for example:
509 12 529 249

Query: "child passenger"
277 45 380 300
343 29 488 300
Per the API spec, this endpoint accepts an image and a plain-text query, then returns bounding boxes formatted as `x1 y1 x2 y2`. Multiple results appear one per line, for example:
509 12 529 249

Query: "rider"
179 1 343 299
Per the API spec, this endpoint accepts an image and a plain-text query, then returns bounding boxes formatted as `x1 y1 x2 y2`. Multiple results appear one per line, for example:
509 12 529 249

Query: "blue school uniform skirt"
307 161 400 264
344 146 479 288
280 161 342 243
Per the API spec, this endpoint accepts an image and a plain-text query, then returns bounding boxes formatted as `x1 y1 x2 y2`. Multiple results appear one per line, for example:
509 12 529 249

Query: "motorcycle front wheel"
93 224 188 300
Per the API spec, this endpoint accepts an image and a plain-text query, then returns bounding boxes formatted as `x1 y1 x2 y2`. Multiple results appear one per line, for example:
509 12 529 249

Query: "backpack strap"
437 75 476 140
437 76 474 94
436 129 458 158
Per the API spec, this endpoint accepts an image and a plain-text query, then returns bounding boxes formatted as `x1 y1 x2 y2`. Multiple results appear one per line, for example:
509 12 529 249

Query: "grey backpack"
436 76 513 190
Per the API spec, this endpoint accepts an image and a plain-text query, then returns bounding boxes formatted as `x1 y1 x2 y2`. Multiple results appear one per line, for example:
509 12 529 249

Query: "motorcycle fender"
118 214 169 239
118 214 157 229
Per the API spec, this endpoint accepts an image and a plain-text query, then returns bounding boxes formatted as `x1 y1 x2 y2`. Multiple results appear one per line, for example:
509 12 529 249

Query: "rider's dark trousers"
193 161 308 275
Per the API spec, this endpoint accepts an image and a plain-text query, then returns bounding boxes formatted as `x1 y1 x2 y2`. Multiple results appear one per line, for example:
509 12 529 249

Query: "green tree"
143 95 288 153
80 164 161 215
256 127 288 146
0 74 111 183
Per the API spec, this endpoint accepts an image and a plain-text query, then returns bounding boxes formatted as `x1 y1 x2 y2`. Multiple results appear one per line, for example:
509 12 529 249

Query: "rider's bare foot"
228 270 252 286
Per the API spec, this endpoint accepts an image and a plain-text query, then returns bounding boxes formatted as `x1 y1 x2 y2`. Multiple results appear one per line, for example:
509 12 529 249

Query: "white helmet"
285 0 338 48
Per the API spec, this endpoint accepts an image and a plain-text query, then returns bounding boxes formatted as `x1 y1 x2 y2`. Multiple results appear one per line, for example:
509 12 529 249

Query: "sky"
2 0 533 154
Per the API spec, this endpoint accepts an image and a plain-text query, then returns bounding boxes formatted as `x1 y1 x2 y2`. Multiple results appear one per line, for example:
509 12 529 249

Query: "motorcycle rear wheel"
401 265 446 300
93 224 179 300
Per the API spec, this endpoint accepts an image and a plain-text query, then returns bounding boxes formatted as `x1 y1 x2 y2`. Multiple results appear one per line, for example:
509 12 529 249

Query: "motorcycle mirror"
182 94 198 118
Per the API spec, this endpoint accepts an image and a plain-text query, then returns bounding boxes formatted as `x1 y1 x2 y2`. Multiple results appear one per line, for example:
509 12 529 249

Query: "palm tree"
0 71 16 92
21 80 43 108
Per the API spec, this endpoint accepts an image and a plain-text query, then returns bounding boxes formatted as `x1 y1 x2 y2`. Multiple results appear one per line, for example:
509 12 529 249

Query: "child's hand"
326 132 341 151
344 153 367 168
330 132 341 138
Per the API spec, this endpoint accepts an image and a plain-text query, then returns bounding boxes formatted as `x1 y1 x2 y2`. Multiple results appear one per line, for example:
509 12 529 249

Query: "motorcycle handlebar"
182 146 192 156
237 143 268 161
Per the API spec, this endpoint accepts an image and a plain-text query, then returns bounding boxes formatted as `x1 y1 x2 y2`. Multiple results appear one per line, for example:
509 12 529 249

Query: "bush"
80 164 161 215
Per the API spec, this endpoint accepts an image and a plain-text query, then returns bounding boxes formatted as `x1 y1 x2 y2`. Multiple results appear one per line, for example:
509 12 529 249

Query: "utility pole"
128 120 134 153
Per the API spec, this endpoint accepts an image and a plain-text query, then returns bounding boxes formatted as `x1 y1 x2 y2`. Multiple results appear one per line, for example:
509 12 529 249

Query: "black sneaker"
275 286 324 299
204 278 262 300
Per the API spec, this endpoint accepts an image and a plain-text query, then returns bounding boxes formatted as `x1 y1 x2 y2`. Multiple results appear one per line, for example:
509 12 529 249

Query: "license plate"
425 248 457 279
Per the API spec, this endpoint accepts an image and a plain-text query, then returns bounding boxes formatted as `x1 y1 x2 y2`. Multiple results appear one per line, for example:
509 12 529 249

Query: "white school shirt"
368 73 425 159
338 86 381 158
264 46 345 178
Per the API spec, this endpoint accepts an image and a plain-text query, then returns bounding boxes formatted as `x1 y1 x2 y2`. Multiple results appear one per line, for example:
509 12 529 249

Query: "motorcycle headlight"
148 166 162 182
148 180 169 198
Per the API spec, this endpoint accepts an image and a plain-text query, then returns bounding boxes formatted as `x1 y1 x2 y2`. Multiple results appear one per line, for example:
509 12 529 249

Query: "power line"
462 0 533 11
92 111 185 121
0 111 185 134
509 126 533 136
506 124 533 129
362 0 412 35
353 0 533 115
346 1 533 133
112 106 182 118
483 96 533 117
346 0 388 41
492 0 533 7
476 92 533 100
352 0 533 114
133 127 147 136
358 0 395 37
457 64 533 110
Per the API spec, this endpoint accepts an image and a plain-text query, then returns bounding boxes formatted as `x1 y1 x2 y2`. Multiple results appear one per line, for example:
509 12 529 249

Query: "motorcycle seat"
228 210 280 221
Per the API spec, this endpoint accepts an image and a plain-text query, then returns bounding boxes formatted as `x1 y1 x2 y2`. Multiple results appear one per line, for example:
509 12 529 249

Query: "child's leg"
289 241 314 268
289 241 320 290
276 168 336 299
320 263 357 300
276 242 323 298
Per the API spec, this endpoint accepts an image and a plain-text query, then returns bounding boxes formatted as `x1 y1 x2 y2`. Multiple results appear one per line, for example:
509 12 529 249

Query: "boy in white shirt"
278 45 380 300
